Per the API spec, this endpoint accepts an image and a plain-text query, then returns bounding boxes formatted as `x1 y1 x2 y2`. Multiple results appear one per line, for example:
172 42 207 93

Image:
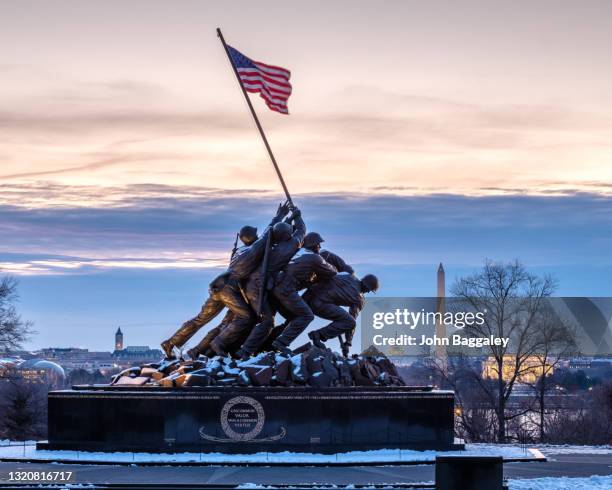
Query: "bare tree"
529 307 578 442
0 275 33 354
451 259 556 443
543 383 612 445
436 355 499 442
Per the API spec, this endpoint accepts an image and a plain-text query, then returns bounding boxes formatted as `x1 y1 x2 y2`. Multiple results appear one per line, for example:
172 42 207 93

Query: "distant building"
39 347 88 358
112 345 163 367
15 358 66 388
115 327 124 351
36 347 114 373
0 357 22 378
567 358 592 370
123 345 150 352
589 358 612 369
111 328 162 367
16 328 163 376
482 355 553 384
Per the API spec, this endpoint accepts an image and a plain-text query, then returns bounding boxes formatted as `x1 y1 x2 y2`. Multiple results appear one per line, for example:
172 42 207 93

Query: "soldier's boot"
340 341 350 358
210 338 228 357
186 347 201 360
187 326 221 362
160 340 175 359
308 330 325 349
235 348 251 361
271 339 292 357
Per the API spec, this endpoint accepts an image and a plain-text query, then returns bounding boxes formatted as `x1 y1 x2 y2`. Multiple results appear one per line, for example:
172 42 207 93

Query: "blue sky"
3 187 611 351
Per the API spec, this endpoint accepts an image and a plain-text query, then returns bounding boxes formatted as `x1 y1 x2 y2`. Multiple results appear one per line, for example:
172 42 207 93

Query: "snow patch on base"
0 443 533 464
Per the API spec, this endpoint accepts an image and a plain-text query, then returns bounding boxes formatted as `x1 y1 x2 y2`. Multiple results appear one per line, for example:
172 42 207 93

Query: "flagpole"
216 27 293 206
217 28 294 318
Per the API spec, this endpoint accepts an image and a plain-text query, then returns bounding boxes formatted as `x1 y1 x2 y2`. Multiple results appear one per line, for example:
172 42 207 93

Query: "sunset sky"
1 1 611 351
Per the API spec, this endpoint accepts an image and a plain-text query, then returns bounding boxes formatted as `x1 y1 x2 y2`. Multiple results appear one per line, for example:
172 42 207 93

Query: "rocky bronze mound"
110 345 405 388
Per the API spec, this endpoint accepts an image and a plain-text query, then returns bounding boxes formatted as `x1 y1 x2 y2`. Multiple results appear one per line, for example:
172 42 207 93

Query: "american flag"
227 45 292 114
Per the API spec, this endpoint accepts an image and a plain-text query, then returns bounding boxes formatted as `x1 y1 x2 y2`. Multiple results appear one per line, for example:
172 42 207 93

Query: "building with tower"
111 327 162 368
115 327 124 351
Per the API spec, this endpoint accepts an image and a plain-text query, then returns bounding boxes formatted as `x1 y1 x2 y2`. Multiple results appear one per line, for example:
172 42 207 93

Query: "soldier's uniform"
162 215 282 354
304 272 365 341
271 249 337 348
188 310 233 358
320 250 354 274
231 214 307 355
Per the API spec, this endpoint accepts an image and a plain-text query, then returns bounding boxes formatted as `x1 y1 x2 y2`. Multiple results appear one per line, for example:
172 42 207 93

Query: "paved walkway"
0 453 611 486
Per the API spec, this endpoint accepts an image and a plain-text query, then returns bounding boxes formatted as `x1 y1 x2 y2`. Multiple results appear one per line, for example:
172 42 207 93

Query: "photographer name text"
372 334 509 348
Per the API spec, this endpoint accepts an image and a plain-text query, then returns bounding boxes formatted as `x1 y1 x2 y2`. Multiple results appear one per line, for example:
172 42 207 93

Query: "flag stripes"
227 45 292 114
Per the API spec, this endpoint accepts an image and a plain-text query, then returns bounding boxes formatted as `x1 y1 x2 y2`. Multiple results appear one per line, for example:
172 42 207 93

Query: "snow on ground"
509 475 612 489
228 478 612 490
0 441 36 448
236 485 432 489
538 444 612 455
0 443 535 464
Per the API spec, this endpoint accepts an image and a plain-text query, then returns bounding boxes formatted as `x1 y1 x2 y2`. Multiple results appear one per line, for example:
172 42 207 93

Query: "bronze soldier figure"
304 232 355 275
268 233 338 355
230 207 306 359
301 232 356 355
320 250 354 274
185 310 233 359
160 203 290 358
305 273 379 354
260 232 355 353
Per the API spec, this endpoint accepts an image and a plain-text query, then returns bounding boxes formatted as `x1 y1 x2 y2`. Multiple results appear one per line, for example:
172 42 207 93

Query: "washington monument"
435 263 447 360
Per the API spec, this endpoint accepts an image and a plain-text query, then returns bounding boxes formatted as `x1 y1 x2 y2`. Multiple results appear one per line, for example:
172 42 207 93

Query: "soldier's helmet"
361 274 379 293
272 222 293 243
239 225 258 246
303 232 324 249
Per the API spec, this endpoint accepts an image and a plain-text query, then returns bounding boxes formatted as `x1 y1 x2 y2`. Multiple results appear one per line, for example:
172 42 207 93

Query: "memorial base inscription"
39 386 458 453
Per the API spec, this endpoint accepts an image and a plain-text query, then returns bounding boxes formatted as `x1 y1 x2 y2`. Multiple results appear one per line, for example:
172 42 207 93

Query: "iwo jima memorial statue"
41 30 456 454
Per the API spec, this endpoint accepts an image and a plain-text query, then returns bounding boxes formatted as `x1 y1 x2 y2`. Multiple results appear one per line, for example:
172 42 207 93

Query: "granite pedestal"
39 386 457 453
